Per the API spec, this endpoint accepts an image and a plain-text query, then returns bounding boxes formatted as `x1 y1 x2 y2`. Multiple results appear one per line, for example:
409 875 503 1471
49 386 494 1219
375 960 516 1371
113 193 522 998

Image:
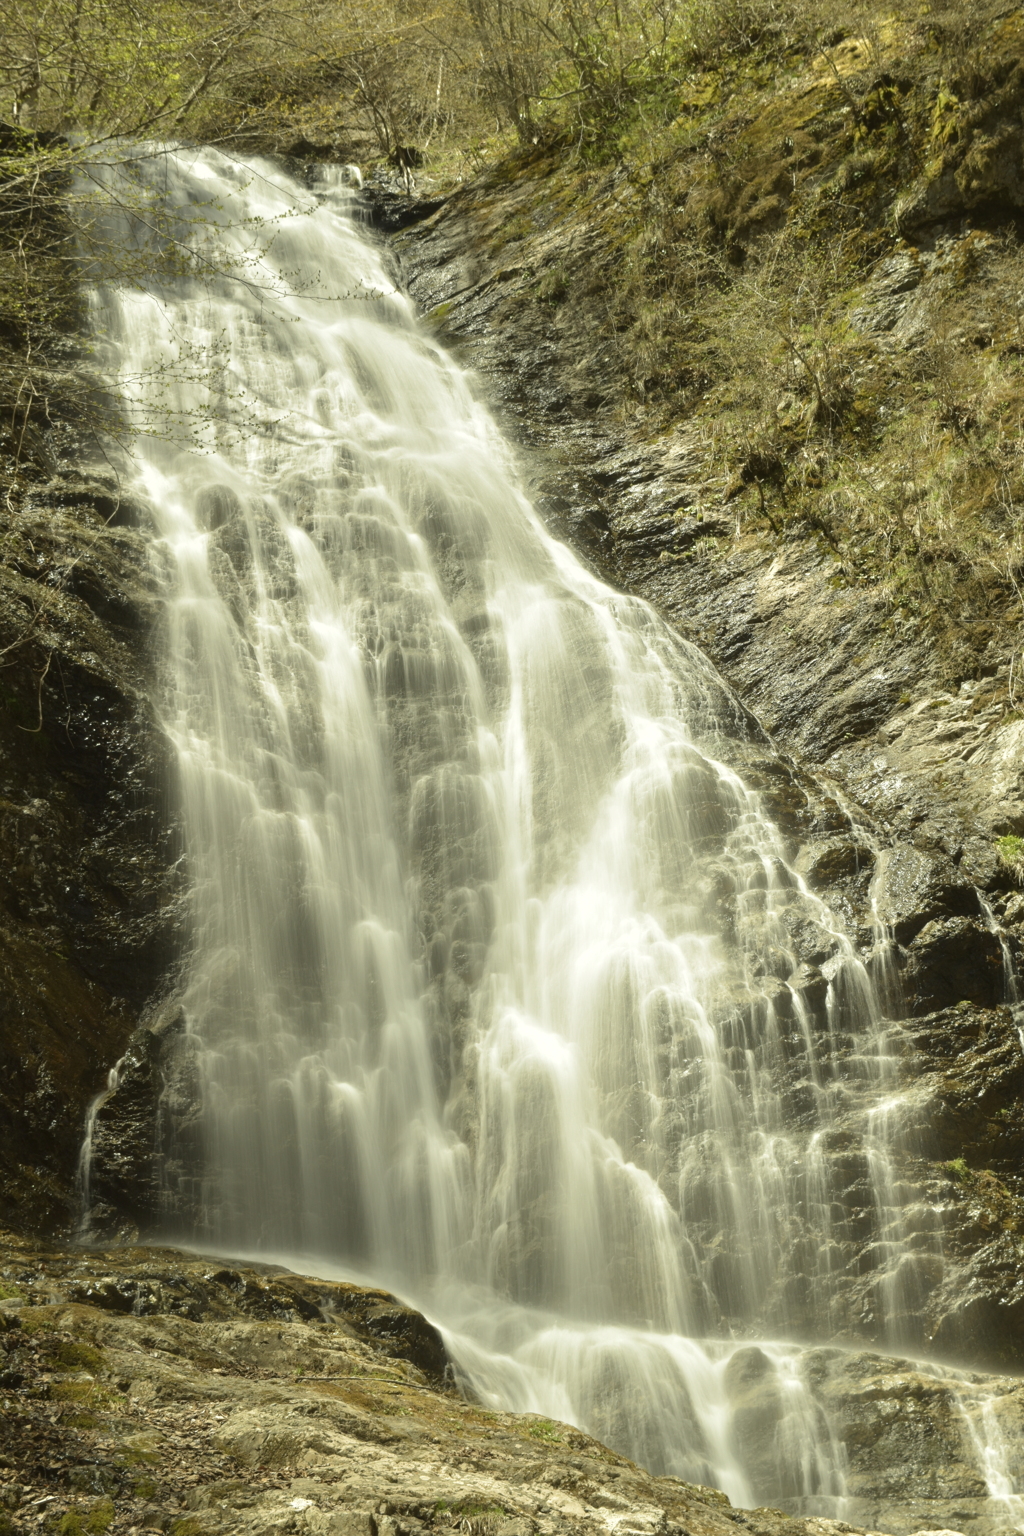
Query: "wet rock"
901 919 1004 1013
0 477 181 1234
360 184 447 235
83 1006 192 1240
0 1236 451 1384
3 1236 1024 1536
800 840 875 889
0 1236 758 1536
802 1347 1023 1533
723 1348 787 1501
871 847 979 946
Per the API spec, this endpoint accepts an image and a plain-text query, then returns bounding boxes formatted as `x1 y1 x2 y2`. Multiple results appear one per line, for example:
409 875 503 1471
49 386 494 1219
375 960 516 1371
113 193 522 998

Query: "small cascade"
76 1060 124 1239
979 893 1021 1006
80 143 1023 1517
954 1379 1024 1533
441 1303 849 1516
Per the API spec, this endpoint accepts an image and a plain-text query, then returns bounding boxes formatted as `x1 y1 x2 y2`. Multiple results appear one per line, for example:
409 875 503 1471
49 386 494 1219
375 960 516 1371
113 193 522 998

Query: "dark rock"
901 916 1005 1012
359 189 446 235
907 1004 1024 1173
85 1005 201 1240
0 478 181 1235
84 1007 188 1234
871 844 979 945
344 1297 448 1381
801 839 875 888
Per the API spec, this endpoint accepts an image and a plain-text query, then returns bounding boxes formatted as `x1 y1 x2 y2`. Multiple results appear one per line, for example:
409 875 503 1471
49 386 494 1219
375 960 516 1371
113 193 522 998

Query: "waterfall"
83 145 1019 1518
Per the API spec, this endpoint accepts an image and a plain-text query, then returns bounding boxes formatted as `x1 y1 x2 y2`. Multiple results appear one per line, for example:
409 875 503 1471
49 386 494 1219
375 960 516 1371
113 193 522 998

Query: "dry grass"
477 0 1024 680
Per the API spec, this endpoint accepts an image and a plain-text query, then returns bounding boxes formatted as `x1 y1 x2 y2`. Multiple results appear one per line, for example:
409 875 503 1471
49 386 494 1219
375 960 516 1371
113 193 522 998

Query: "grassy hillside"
2 0 1023 695
424 0 1024 690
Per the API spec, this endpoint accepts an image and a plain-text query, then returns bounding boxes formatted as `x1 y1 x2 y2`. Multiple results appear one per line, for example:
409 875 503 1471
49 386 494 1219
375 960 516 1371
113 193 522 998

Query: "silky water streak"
82 145 1013 1516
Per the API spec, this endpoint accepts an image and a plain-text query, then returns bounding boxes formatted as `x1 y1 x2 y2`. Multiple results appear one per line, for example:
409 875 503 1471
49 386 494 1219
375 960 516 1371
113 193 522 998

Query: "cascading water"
82 145 1022 1522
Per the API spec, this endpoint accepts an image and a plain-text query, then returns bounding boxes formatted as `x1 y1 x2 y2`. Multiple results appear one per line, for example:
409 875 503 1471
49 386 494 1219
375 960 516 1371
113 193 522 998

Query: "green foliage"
996 835 1024 883
945 1157 971 1182
53 1499 114 1536
525 1416 563 1442
471 0 1024 683
434 1501 510 1534
465 0 813 150
17 1309 57 1333
537 264 568 303
435 1501 509 1517
54 1340 105 1373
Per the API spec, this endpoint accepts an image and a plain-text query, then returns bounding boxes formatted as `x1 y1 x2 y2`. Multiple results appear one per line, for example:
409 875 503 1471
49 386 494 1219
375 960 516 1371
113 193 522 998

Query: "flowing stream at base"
85 146 1023 1524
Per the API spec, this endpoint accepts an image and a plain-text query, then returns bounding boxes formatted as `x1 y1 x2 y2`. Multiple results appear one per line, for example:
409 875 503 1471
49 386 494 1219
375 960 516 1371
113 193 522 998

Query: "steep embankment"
392 0 1024 864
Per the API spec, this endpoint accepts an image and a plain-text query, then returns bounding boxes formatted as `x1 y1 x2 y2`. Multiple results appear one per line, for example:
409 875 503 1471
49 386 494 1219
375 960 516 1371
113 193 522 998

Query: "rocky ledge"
3 1236 1024 1536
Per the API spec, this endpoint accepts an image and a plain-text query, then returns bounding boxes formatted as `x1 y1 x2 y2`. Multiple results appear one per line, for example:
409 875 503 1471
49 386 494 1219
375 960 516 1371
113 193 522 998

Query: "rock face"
0 475 181 1235
3 1235 1024 1536
387 170 1024 855
54 154 1024 1381
376 145 1024 1374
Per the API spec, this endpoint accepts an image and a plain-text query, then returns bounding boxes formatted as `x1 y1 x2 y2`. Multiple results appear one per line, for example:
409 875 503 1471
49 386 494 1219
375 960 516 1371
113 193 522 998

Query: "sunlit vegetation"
2 0 1023 691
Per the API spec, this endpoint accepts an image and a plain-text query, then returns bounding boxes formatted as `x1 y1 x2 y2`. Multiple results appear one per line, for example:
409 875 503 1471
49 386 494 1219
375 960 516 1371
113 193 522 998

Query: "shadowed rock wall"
0 474 181 1234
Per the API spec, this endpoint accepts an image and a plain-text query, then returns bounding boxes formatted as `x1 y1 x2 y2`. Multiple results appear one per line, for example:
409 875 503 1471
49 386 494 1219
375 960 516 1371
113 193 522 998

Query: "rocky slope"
2 11 1024 1525
3 1235 1024 1536
387 0 1024 864
370 6 1024 1368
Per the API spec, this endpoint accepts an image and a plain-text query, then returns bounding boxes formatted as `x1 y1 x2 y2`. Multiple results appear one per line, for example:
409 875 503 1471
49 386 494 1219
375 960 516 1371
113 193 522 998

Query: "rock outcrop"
3 1235 1024 1536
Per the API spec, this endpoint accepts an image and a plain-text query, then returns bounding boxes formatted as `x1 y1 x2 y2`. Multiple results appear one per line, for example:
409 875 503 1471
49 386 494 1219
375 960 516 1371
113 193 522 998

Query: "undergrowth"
3 0 1023 693
478 0 1024 684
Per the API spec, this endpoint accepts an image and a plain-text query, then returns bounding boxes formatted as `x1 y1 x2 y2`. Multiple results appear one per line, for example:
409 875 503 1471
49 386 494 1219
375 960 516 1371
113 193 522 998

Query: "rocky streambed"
2 1235 1024 1536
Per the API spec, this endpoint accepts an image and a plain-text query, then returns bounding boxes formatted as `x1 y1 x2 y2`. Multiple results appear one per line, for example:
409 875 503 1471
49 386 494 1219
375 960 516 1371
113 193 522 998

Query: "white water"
82 145 1022 1519
77 1061 122 1223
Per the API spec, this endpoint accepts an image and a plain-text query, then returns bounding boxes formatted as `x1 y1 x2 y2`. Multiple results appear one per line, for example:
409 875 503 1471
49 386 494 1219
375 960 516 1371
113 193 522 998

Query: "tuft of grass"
525 1416 563 1443
944 1157 971 1183
17 1310 57 1334
54 1341 105 1374
996 834 1024 884
53 1499 114 1536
